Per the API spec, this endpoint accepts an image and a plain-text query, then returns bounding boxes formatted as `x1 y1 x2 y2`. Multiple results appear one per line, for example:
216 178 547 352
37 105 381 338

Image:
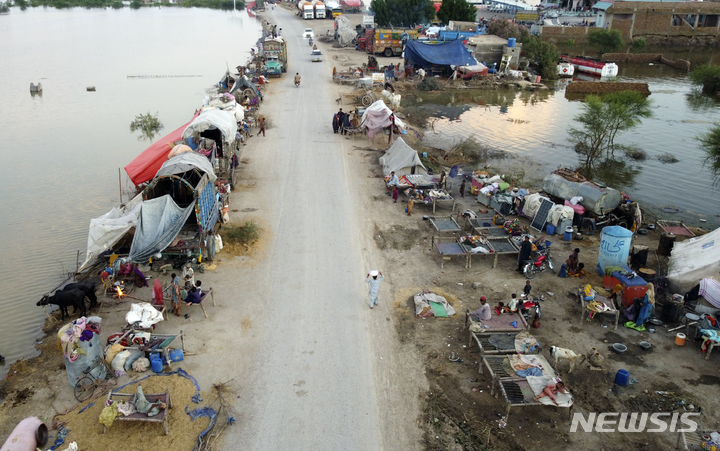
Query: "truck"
298 1 314 19
366 27 418 57
313 0 326 18
262 38 287 77
340 0 361 12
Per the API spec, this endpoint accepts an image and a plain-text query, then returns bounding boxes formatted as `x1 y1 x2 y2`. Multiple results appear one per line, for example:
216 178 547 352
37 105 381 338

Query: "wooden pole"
118 168 122 204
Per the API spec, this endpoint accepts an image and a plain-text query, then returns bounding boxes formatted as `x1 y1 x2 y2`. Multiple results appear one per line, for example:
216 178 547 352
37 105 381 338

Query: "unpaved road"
181 8 423 450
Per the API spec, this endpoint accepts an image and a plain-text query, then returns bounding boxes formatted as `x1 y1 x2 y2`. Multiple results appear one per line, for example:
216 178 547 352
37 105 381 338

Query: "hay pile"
55 374 210 451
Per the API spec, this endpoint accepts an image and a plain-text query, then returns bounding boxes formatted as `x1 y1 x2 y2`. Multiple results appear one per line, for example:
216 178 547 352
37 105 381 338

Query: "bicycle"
74 355 117 402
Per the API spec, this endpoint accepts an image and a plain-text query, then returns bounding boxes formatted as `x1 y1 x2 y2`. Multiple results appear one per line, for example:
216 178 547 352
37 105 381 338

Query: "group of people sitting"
470 280 537 322
558 248 585 278
168 262 206 316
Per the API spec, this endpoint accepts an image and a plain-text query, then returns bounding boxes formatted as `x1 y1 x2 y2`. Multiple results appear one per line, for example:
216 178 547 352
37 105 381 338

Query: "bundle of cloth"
414 291 456 318
58 317 102 362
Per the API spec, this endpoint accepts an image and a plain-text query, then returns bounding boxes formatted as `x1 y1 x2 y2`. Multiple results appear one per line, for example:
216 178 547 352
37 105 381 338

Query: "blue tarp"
404 39 477 68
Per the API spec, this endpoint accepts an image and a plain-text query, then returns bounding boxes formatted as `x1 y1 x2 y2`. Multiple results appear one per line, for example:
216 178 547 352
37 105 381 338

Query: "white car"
311 50 323 62
303 28 314 39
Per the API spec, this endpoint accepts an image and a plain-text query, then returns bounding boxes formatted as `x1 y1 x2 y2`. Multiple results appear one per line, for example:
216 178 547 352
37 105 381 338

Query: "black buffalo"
37 288 86 320
63 281 98 309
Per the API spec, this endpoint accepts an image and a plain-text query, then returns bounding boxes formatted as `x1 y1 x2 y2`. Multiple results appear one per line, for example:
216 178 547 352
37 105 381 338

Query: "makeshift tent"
542 172 621 216
182 109 238 144
78 195 143 272
667 227 720 293
360 100 406 140
403 39 478 68
154 152 217 184
379 137 426 176
124 113 199 187
128 195 195 262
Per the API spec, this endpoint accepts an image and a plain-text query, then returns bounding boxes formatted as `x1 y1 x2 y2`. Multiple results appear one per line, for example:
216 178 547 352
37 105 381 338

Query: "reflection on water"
405 65 720 231
0 7 260 377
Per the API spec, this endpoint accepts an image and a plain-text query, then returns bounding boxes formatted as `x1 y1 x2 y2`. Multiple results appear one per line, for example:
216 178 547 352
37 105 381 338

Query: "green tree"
370 0 436 27
521 35 560 80
130 112 164 141
587 29 624 54
569 91 652 165
697 123 720 175
436 0 476 25
487 18 529 40
690 64 720 95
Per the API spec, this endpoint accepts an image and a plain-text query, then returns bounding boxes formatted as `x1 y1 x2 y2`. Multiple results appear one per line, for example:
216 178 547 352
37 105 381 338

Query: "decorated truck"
366 27 418 57
262 37 287 76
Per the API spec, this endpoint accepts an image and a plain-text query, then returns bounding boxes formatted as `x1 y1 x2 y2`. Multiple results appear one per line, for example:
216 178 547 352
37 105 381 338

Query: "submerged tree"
437 0 477 25
697 123 720 176
521 35 560 80
130 112 164 141
569 91 652 166
587 29 624 55
369 0 436 27
690 64 720 95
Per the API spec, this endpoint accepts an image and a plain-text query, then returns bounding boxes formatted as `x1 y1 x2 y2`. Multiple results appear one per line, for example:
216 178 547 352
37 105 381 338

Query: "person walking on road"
258 117 266 137
366 270 384 309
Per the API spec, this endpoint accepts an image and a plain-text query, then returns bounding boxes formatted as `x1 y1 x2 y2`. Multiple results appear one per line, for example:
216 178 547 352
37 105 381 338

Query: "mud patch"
9 387 34 408
683 374 720 386
373 224 422 250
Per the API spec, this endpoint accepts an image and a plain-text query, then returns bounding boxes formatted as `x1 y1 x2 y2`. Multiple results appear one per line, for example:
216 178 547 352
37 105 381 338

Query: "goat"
550 346 586 374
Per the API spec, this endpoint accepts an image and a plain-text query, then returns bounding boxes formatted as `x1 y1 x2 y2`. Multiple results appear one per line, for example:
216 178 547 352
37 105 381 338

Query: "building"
606 0 720 39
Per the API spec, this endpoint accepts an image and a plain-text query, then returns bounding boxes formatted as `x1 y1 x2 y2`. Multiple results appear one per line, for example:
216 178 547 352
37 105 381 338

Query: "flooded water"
406 62 720 230
0 7 260 377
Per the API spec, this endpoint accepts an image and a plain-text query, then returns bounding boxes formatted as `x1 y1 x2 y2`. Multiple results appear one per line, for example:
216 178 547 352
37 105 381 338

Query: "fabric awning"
124 112 200 187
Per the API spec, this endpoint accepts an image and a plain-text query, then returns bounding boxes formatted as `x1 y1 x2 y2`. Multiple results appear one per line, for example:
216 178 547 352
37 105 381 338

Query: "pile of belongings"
504 218 523 236
459 235 491 254
99 385 167 429
414 290 457 318
105 342 150 376
59 317 102 363
421 189 452 203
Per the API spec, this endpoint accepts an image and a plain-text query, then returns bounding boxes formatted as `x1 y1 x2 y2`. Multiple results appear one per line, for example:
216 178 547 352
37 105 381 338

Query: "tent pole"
118 168 123 204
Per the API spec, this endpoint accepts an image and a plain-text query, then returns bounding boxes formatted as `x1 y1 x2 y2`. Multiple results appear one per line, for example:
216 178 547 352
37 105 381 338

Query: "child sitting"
494 302 506 315
507 294 519 313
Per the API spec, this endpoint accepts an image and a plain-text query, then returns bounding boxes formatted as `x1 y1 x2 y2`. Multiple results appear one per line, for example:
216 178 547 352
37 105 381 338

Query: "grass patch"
221 220 262 246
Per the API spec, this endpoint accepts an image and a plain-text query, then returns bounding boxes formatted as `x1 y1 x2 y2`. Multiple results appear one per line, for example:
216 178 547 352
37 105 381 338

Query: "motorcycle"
308 38 313 46
523 248 554 279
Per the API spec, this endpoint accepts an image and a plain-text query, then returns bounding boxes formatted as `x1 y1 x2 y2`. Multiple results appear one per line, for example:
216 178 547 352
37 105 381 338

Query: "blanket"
700 278 720 308
414 292 456 317
488 334 516 350
514 331 540 354
509 354 556 377
526 376 573 407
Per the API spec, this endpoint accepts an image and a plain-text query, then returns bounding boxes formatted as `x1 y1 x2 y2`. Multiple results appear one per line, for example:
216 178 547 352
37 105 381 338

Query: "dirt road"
183 8 424 450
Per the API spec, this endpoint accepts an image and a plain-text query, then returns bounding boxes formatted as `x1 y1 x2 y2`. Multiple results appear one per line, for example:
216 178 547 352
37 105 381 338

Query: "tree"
436 0 476 25
130 112 164 141
587 29 624 55
690 64 720 95
569 92 652 166
521 35 560 80
370 0 436 27
697 123 720 175
486 18 529 40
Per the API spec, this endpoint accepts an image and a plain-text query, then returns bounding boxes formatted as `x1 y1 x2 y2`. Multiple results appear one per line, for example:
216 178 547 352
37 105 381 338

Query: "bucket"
546 224 555 235
508 37 516 48
676 333 686 346
169 348 184 362
564 226 573 242
150 357 163 373
614 369 630 386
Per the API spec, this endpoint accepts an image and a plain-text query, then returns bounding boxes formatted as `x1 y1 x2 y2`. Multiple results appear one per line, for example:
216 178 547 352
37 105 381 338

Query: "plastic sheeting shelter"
155 152 217 184
124 113 199 187
667 227 720 293
78 195 143 272
182 109 237 144
542 172 621 216
403 39 478 68
360 100 406 139
379 137 426 176
128 195 195 262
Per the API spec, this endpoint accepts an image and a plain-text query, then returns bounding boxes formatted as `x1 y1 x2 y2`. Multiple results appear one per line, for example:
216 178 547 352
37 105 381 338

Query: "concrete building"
467 34 511 68
606 0 720 39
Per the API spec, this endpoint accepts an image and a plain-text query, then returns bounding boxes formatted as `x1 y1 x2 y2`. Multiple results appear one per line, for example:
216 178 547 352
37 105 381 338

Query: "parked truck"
262 38 287 76
312 0 326 18
298 0 314 18
340 0 361 12
366 27 418 57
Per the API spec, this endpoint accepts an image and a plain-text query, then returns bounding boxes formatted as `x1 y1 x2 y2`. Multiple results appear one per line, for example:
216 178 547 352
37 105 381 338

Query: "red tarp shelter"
124 112 199 187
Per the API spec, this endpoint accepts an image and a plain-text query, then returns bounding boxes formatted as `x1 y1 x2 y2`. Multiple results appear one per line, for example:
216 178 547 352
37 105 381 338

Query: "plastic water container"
151 357 163 373
169 349 184 362
563 226 573 241
508 37 516 48
546 224 555 235
597 226 633 275
614 369 629 386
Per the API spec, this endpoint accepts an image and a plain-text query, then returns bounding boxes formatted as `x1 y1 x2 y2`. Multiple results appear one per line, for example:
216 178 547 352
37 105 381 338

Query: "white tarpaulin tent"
78 194 143 272
182 109 238 144
667 227 720 293
155 152 217 183
378 137 426 176
360 100 406 139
